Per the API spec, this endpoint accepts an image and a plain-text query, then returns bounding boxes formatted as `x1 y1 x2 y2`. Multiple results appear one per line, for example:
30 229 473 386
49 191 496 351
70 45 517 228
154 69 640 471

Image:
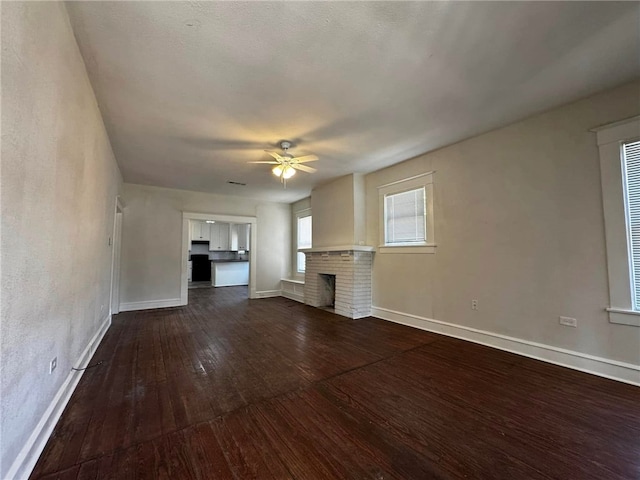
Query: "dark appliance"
190 254 210 282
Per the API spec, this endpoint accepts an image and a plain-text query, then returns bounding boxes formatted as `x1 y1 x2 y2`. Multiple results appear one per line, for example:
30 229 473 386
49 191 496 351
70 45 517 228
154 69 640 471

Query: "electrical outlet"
559 316 577 328
49 357 57 374
471 299 478 310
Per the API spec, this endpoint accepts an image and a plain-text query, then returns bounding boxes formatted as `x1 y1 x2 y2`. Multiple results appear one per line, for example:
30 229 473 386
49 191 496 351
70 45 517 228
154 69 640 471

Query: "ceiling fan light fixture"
272 165 296 179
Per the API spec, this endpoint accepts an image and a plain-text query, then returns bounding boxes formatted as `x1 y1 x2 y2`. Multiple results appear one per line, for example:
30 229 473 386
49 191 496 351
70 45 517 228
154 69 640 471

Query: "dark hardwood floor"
31 287 640 479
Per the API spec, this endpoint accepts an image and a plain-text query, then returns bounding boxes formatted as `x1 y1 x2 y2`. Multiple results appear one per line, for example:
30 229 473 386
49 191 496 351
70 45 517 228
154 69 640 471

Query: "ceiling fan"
249 141 318 187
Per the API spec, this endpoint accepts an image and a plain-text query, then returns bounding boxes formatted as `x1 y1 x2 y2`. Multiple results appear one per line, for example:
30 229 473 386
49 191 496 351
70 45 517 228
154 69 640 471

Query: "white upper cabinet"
219 223 230 250
191 221 211 241
209 222 230 250
230 224 250 251
239 224 250 251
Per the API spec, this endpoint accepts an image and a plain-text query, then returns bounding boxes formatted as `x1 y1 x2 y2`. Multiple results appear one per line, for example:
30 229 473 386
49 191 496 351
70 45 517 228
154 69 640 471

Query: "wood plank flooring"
30 287 640 479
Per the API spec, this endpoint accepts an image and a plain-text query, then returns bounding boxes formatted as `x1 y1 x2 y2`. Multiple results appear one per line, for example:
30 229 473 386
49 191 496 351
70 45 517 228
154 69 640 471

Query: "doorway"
109 197 124 315
181 212 257 305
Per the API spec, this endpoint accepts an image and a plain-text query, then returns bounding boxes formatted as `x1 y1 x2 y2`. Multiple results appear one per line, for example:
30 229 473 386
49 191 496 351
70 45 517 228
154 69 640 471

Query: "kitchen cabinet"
238 224 250 250
231 224 250 251
191 221 210 241
211 261 249 287
209 222 230 250
188 261 193 282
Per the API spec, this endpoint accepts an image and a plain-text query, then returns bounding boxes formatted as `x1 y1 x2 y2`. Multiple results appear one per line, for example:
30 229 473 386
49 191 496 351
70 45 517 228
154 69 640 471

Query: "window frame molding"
593 115 640 327
295 208 312 276
377 172 435 254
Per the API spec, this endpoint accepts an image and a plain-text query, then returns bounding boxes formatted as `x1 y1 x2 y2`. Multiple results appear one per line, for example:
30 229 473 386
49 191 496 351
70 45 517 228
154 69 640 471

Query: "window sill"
606 308 640 327
378 244 436 254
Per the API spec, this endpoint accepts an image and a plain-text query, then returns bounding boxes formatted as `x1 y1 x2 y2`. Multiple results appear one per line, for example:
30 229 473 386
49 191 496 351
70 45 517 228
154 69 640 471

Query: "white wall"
365 81 640 368
120 184 290 304
0 2 122 477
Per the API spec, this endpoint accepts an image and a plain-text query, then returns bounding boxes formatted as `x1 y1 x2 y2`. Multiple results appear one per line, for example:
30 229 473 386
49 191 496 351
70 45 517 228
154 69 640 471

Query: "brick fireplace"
302 247 374 319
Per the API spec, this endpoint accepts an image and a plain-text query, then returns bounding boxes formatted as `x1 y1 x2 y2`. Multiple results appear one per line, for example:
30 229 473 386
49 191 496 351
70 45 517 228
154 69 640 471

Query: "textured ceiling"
67 1 640 203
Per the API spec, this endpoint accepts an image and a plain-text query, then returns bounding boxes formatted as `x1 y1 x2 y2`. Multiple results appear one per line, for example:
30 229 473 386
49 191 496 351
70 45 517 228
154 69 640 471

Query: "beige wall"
0 3 122 476
353 173 366 245
312 175 355 247
120 184 291 304
365 81 640 366
311 174 366 247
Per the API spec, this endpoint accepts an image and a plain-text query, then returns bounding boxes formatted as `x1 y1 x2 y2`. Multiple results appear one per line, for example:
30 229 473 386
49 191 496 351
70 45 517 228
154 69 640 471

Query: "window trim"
593 115 640 326
377 172 435 254
295 209 312 274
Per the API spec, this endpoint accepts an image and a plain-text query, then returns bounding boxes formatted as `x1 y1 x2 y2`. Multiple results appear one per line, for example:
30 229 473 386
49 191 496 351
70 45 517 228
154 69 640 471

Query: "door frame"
181 212 258 304
109 196 124 315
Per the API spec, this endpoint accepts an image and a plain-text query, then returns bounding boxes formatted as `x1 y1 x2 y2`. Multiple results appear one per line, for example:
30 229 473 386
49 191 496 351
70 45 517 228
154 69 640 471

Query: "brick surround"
304 249 373 319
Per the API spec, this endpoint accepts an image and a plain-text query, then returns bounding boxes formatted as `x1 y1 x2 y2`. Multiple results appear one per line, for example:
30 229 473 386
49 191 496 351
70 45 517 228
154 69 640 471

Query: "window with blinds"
297 215 312 272
594 117 640 326
622 140 640 310
384 187 426 245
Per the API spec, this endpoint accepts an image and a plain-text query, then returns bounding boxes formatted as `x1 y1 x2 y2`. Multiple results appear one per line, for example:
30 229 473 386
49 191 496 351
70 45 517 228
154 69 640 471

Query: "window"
378 172 435 254
622 140 640 310
594 116 640 326
384 187 426 245
297 215 312 273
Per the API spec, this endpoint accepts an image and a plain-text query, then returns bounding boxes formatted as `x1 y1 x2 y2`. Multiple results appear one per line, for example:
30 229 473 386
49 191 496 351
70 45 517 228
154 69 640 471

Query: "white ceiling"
67 1 640 203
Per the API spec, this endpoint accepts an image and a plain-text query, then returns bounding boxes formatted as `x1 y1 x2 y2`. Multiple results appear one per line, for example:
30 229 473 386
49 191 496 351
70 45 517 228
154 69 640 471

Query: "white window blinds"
384 187 426 245
622 140 640 310
297 216 312 272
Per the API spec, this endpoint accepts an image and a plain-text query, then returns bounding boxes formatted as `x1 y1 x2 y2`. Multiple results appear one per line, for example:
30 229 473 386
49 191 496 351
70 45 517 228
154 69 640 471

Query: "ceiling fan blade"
292 164 317 173
248 161 280 164
291 154 319 163
265 150 283 161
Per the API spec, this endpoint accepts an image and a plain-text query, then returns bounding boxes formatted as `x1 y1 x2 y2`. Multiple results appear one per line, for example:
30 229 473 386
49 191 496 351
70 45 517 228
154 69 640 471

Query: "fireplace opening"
318 274 336 310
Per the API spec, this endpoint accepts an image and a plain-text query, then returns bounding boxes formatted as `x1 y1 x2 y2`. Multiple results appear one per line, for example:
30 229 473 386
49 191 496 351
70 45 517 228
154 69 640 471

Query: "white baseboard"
254 290 282 299
119 298 183 312
281 291 305 303
371 306 640 387
6 314 112 480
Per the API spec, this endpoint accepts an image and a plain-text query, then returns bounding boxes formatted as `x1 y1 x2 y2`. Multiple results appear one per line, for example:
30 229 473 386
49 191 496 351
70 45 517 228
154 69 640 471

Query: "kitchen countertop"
210 259 249 263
